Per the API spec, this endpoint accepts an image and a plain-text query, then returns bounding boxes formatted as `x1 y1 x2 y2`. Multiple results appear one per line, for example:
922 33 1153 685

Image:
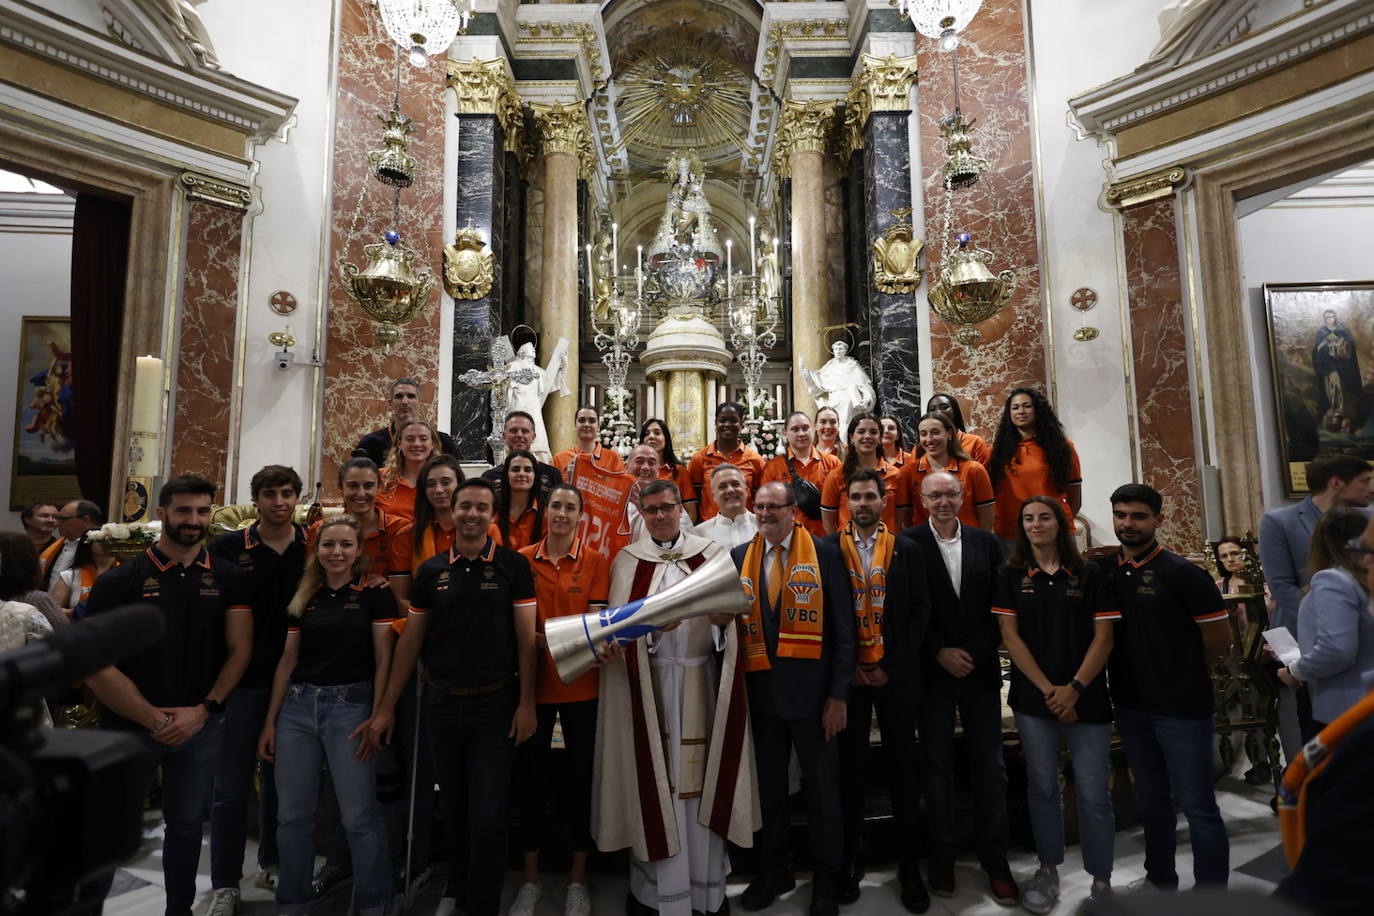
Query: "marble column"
532 102 593 457
446 59 524 459
776 100 836 419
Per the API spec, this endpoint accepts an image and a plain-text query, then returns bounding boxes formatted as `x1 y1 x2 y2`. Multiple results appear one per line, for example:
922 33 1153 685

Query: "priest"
593 479 759 916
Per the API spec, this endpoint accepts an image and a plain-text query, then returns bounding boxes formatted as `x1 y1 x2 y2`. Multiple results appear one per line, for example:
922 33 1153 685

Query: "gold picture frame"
10 316 79 510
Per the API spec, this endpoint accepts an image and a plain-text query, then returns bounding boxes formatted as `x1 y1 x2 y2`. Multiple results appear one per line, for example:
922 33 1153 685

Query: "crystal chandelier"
377 0 475 68
892 0 984 51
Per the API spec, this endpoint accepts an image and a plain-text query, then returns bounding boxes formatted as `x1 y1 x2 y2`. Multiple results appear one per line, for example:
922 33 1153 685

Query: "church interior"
3 0 1374 913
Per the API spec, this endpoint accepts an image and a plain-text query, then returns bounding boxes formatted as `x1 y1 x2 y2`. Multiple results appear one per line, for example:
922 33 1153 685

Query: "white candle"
585 243 591 280
130 355 162 477
726 240 732 297
749 216 756 274
612 222 619 278
637 266 643 299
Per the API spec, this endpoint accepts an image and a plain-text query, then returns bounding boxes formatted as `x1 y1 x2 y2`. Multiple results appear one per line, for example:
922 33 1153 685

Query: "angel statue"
798 340 876 433
502 338 571 462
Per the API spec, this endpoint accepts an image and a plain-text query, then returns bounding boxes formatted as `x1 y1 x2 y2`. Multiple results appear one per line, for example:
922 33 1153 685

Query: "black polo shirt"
289 578 396 686
1094 542 1228 718
993 561 1119 723
409 537 536 690
480 462 563 497
86 544 250 727
208 522 308 689
355 424 459 466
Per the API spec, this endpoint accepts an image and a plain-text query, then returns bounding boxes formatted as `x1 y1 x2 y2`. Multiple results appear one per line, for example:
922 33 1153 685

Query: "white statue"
502 339 571 462
798 340 876 434
758 232 781 304
148 0 221 68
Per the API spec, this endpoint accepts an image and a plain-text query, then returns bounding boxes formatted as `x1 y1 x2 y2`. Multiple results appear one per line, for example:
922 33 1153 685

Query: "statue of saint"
148 0 221 67
758 232 781 304
798 340 876 434
649 152 721 262
502 340 570 462
591 228 614 324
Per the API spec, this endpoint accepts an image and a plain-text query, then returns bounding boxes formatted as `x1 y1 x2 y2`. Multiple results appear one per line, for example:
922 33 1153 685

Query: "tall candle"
585 243 591 280
726 239 732 298
129 355 162 477
612 222 619 279
749 216 756 275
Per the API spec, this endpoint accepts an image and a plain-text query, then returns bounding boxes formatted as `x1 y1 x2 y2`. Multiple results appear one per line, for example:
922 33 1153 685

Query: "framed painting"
9 316 78 510
1264 282 1374 496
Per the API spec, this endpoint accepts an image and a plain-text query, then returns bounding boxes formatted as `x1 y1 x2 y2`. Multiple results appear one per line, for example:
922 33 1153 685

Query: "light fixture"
377 0 475 68
892 1 984 50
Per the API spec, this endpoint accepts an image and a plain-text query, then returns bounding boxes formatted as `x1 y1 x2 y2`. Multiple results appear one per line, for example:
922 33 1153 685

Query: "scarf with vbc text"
738 525 824 671
838 521 893 665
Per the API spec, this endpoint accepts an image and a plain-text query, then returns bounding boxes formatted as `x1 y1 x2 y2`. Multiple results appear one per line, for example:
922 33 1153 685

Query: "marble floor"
101 769 1287 916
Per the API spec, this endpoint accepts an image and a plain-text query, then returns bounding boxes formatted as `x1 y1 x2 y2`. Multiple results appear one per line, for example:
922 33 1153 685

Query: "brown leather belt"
440 675 513 696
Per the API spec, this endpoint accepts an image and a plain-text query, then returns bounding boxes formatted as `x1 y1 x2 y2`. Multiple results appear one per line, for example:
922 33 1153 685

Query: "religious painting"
10 316 79 509
1264 282 1374 496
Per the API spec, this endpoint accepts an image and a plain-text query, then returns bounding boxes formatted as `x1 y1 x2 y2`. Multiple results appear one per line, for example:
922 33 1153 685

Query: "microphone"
0 604 165 713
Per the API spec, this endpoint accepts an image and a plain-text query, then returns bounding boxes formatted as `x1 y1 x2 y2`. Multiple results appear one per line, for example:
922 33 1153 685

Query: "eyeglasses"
922 491 961 502
642 503 680 516
1344 537 1374 556
754 502 795 512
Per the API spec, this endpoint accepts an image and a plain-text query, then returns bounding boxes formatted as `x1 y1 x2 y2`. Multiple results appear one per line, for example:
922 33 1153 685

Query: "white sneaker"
565 882 591 916
206 887 240 916
251 868 276 891
436 897 462 916
509 882 542 916
1021 867 1058 914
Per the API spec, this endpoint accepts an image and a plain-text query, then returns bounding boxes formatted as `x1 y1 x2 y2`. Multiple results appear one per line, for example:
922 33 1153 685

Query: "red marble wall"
170 199 243 502
323 0 446 487
1121 197 1201 551
916 0 1044 434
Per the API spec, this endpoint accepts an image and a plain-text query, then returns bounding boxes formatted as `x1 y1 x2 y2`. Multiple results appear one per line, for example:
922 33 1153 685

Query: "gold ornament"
928 233 1016 345
771 99 835 179
338 235 435 355
531 101 595 179
443 219 494 300
368 105 417 187
873 208 924 294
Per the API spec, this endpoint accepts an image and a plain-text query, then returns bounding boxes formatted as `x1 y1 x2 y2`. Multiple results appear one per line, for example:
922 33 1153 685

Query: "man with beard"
84 475 253 916
1095 483 1231 891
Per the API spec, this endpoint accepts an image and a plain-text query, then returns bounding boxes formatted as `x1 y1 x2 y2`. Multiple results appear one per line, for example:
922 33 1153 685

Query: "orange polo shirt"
992 436 1082 538
820 459 906 530
658 463 698 505
309 511 414 578
520 537 610 704
553 442 625 476
960 431 992 466
687 442 765 520
761 448 841 536
375 468 418 522
488 504 541 554
900 455 996 529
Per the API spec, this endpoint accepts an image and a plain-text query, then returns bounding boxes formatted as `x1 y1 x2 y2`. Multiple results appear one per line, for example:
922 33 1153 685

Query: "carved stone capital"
531 101 595 179
772 99 835 179
446 58 526 160
179 171 252 210
842 54 918 162
1106 165 1188 208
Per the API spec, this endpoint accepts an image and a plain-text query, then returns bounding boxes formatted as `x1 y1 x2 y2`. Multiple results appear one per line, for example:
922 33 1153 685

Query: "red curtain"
69 193 131 508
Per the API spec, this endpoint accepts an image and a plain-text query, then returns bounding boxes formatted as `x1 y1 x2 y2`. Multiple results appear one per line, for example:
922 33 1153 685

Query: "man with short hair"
828 469 930 912
1259 452 1371 751
694 463 758 550
626 445 690 541
21 502 59 554
40 499 104 592
901 471 1019 905
733 480 854 916
84 475 253 916
1097 482 1231 891
371 477 538 916
354 377 459 465
595 479 756 916
205 465 308 910
552 405 625 474
481 411 563 494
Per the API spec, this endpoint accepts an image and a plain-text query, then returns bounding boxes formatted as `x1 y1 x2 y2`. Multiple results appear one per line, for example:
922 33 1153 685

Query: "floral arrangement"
86 521 161 558
740 392 785 456
597 388 639 456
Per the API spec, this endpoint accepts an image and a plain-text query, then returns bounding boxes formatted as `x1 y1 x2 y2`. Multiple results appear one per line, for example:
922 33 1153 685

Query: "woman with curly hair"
640 417 699 522
987 388 1082 541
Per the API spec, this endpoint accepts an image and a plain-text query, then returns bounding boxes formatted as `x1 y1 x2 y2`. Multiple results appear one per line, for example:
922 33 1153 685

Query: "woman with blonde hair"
259 516 396 916
376 418 441 522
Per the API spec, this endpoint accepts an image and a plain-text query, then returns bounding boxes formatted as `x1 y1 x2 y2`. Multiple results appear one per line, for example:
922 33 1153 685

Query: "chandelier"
892 0 984 51
377 0 475 68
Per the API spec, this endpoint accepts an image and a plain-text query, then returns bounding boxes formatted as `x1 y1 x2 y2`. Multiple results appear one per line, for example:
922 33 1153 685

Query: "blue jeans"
918 686 1009 863
1115 705 1229 888
126 715 227 916
1014 712 1114 880
274 681 391 916
425 683 517 916
211 686 277 887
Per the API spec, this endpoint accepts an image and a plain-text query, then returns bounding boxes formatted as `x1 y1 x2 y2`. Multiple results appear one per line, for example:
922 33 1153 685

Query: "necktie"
768 544 784 612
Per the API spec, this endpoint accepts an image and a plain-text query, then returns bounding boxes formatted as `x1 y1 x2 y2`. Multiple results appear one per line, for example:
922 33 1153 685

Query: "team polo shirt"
554 443 625 475
687 442 765 520
288 579 396 686
1094 542 1228 718
489 504 541 553
310 511 414 579
376 468 418 522
902 455 996 529
659 463 698 505
481 461 563 497
991 437 1083 538
86 545 250 725
992 561 1119 723
409 538 537 690
208 523 309 689
820 460 907 530
761 449 842 536
519 537 610 704
959 430 992 466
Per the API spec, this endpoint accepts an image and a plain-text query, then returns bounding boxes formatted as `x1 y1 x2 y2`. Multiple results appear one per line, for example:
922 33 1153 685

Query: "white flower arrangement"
85 521 160 543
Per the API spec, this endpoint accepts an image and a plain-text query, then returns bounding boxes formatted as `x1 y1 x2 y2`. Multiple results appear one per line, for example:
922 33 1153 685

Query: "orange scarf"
411 523 455 576
737 525 824 671
1279 689 1374 867
837 522 894 665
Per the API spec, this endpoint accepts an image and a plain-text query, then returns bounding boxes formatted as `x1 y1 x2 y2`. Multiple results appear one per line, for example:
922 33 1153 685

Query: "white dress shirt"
46 539 79 593
930 519 963 597
694 510 758 551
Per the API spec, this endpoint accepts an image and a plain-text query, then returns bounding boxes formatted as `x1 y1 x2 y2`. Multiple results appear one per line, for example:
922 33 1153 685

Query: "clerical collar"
652 534 682 550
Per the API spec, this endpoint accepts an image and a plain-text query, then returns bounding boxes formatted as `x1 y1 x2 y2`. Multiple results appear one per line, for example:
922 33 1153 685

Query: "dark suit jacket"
901 522 1005 694
731 533 856 720
822 530 930 704
354 424 459 466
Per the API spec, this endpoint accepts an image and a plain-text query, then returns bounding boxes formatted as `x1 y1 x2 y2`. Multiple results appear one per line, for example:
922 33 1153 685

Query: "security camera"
274 350 291 371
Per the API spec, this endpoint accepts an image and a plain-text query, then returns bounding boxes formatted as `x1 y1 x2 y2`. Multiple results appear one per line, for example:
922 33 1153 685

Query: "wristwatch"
1068 679 1087 695
202 697 225 715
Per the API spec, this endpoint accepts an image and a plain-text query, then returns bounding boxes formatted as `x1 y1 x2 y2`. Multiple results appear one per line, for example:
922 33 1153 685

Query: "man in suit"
826 468 930 912
1259 453 1370 751
901 471 1019 906
732 480 856 916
